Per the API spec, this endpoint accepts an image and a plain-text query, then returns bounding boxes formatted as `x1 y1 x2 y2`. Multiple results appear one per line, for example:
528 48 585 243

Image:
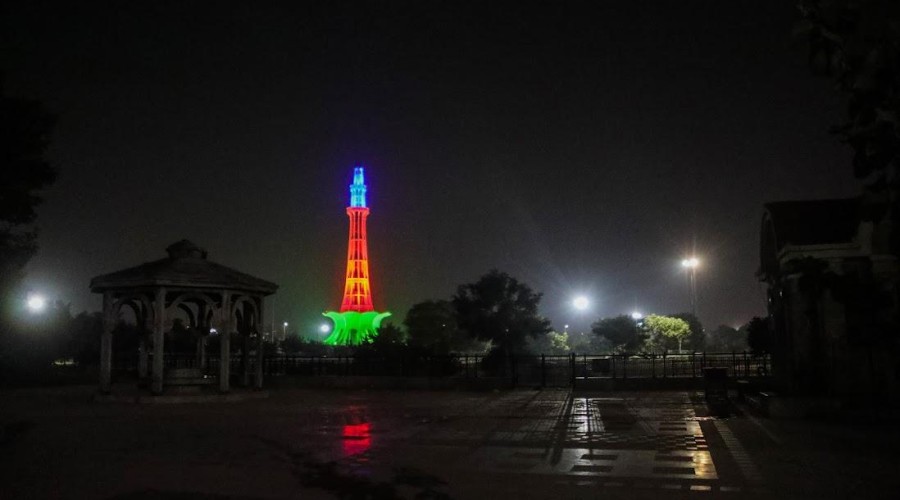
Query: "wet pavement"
1 386 899 499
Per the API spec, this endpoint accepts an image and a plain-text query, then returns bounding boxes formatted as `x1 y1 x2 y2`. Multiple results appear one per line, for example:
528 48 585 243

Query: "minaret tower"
323 166 391 345
340 167 374 311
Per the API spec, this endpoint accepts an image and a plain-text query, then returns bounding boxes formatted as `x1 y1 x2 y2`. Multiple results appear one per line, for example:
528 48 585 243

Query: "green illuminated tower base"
323 310 392 345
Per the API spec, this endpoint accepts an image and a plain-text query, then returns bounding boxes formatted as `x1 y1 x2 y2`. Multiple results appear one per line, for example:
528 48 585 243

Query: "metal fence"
113 351 770 387
571 352 769 380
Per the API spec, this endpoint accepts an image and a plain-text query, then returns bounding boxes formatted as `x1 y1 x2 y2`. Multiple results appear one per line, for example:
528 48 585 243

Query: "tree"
643 314 691 353
405 300 466 353
745 316 772 355
797 0 900 251
707 325 748 352
0 85 57 326
670 312 705 351
591 315 644 353
369 322 407 348
67 311 103 365
526 330 570 355
452 270 551 359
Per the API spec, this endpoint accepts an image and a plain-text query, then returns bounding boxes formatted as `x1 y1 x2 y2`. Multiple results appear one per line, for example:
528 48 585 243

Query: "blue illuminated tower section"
323 166 391 345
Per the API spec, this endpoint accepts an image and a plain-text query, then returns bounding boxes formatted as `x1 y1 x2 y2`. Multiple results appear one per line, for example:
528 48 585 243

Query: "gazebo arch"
90 240 278 395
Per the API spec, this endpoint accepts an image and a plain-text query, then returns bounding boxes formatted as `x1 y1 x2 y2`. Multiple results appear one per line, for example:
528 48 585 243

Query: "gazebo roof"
90 240 278 295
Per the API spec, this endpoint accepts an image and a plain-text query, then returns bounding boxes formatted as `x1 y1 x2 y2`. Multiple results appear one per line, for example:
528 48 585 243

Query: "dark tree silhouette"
798 0 900 249
0 83 57 323
405 300 467 354
369 322 407 348
591 315 644 353
745 316 772 355
452 270 551 359
67 311 103 365
707 325 748 352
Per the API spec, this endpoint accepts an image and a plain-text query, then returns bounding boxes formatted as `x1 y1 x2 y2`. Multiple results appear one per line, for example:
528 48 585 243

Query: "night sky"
5 1 857 336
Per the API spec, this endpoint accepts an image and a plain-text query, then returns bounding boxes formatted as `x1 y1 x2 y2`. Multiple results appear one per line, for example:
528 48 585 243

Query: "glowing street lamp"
283 321 288 338
572 296 589 311
26 293 47 313
631 311 643 320
319 323 330 334
681 257 700 316
681 257 700 269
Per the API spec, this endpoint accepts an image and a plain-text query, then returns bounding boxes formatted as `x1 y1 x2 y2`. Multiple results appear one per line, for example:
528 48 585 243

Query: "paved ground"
1 386 899 499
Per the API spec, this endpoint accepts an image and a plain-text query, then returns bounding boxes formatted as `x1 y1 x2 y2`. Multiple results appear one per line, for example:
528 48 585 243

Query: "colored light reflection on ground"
342 422 371 456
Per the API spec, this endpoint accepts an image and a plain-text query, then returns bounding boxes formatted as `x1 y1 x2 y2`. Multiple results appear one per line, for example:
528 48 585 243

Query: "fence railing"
571 352 769 380
112 352 770 387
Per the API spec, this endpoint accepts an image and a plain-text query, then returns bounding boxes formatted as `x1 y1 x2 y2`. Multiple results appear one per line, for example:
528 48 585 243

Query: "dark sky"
5 1 856 336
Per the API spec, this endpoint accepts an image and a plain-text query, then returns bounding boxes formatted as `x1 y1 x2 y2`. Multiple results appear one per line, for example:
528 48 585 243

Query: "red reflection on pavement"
342 423 371 456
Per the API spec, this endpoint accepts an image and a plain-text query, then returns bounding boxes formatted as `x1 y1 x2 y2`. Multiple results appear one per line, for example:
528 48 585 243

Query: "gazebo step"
166 377 216 386
166 368 204 378
165 367 216 388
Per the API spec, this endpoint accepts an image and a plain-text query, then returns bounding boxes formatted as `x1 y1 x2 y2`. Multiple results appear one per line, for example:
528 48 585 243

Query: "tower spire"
349 166 367 208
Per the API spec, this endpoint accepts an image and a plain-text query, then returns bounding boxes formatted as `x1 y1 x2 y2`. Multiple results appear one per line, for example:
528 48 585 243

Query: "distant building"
759 198 900 401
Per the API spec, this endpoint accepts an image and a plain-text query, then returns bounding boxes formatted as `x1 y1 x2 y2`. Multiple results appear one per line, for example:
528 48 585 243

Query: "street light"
283 321 288 338
572 296 589 311
681 257 699 269
26 293 47 313
319 323 330 334
631 311 643 320
681 257 700 316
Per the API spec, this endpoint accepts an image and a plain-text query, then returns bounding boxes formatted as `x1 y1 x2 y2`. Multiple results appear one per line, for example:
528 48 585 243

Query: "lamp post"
569 296 591 351
282 321 288 339
26 293 47 314
572 296 589 311
680 257 700 317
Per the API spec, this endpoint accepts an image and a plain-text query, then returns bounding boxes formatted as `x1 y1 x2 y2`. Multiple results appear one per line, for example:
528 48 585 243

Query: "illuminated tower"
341 167 374 311
323 167 391 345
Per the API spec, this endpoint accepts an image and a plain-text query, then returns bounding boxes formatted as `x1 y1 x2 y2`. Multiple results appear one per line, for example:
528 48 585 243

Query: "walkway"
1 387 897 498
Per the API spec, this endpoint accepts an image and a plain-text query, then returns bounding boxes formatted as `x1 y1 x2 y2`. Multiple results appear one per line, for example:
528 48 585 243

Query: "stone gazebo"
90 240 278 395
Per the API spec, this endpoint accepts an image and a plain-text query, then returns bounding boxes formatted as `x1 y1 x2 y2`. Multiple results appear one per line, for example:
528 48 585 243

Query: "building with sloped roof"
90 240 278 395
760 198 899 401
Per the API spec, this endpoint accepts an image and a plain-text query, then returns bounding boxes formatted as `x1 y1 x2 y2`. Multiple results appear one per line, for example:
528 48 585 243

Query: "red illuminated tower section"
340 202 374 311
323 167 390 345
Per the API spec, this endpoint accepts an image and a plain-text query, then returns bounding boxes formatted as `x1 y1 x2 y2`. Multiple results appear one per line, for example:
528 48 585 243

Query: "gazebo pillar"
198 303 209 371
241 334 250 386
138 334 149 382
255 299 265 389
151 287 167 395
219 291 232 393
99 292 115 394
138 312 151 382
197 336 207 371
